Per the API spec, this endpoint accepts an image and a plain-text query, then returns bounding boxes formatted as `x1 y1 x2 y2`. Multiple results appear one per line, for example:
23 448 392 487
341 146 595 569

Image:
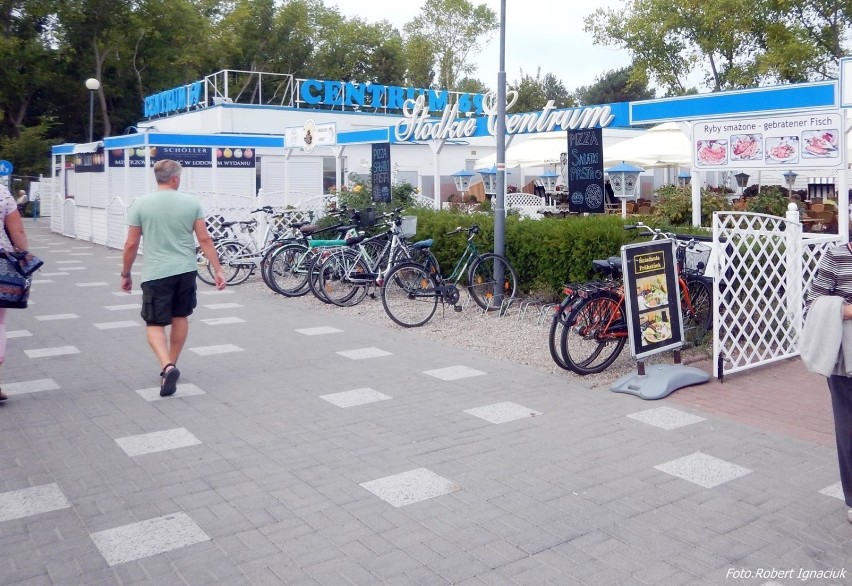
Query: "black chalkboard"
566 128 605 213
371 143 392 203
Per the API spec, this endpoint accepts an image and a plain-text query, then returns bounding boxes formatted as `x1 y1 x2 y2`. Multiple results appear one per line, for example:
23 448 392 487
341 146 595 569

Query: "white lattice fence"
506 193 545 219
711 212 838 379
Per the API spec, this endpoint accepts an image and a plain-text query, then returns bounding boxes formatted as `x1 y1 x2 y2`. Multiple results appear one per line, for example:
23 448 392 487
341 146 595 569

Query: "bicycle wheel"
559 291 627 375
548 295 578 371
381 262 439 327
408 247 440 276
682 276 713 346
196 247 216 286
467 253 518 311
209 241 250 285
317 248 369 307
307 251 334 303
268 243 311 297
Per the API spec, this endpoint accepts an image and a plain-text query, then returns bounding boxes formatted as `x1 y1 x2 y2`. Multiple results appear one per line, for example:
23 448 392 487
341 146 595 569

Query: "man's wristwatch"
120 272 131 278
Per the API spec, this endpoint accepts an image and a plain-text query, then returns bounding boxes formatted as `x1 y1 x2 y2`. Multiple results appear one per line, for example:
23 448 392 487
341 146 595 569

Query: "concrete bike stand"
610 354 709 400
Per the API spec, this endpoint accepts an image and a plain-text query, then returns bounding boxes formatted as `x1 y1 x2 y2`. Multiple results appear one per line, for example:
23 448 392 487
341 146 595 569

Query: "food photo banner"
691 113 843 170
106 146 255 168
620 239 684 361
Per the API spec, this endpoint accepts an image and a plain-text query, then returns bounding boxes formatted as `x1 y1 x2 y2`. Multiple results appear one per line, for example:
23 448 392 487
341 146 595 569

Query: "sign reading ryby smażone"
621 239 684 360
371 143 391 203
566 128 604 213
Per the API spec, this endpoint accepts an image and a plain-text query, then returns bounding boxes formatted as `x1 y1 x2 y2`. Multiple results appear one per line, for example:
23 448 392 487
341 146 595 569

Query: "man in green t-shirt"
121 159 226 396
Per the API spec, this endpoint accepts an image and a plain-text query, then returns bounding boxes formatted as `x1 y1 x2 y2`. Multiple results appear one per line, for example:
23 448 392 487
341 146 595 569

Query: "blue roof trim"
631 82 837 124
147 134 284 147
338 128 389 145
52 143 75 155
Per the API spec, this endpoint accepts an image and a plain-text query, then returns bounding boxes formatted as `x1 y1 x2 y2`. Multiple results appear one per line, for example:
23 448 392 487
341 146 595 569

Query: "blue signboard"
0 160 12 176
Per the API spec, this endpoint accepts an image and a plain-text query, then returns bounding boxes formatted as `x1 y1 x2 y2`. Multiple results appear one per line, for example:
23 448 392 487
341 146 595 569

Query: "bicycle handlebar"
624 223 711 246
445 224 480 236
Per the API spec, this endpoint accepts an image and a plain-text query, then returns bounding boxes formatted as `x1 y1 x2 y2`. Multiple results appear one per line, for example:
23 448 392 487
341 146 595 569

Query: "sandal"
0 388 6 401
159 363 180 397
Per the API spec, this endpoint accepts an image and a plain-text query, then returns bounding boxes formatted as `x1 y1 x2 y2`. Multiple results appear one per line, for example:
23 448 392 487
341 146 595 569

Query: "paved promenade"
0 220 849 585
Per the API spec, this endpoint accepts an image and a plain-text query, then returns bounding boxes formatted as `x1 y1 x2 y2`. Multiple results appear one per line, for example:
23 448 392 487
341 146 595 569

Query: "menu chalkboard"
372 142 391 203
566 128 604 213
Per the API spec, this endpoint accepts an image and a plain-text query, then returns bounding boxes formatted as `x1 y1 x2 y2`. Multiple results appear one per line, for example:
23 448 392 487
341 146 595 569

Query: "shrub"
651 185 730 226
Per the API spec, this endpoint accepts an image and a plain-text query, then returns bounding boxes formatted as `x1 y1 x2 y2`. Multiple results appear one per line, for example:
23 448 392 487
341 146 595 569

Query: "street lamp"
478 166 497 199
605 162 644 218
783 170 798 199
85 78 101 143
452 169 475 201
540 170 559 193
677 171 692 188
734 172 750 196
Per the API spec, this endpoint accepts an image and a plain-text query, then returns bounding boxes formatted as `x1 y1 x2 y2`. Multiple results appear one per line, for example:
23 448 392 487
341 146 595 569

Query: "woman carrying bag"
0 184 30 402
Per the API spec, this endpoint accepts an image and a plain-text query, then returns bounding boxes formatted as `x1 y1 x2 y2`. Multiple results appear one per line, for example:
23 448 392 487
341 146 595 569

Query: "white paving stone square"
94 320 141 330
296 326 344 336
360 468 461 508
3 379 60 396
35 313 79 321
69 252 93 256
55 260 82 264
76 281 109 287
200 316 245 325
6 330 32 338
40 272 69 277
47 249 71 253
197 289 233 296
114 428 201 457
202 302 244 310
112 290 142 296
627 406 706 430
321 388 392 408
105 303 140 311
62 266 86 271
654 452 752 488
25 346 80 359
31 279 53 284
135 383 206 402
336 347 392 360
423 365 487 381
464 401 541 424
188 344 244 356
90 512 210 566
819 481 844 501
0 483 71 522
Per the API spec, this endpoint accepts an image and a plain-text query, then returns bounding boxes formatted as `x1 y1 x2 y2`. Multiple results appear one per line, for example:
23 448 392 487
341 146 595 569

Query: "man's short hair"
153 159 183 185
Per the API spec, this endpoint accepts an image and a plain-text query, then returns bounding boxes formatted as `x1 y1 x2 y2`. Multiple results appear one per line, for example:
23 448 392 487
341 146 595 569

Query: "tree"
584 0 852 95
0 117 57 178
403 33 435 87
404 0 498 90
573 66 655 106
509 69 573 113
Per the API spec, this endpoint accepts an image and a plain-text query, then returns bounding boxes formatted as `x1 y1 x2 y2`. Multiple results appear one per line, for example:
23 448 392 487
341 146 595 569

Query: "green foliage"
573 66 656 105
0 117 56 178
651 185 729 226
509 68 575 112
743 187 788 216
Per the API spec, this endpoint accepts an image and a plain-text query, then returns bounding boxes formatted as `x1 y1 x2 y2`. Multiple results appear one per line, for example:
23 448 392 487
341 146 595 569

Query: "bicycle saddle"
592 256 623 275
411 239 433 249
300 224 320 235
345 234 368 246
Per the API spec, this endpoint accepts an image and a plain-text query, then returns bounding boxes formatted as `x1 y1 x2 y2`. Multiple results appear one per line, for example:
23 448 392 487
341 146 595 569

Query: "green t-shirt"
127 189 204 283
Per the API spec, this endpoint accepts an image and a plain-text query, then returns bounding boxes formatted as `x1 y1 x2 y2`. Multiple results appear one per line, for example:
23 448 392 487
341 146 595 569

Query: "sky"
327 0 633 92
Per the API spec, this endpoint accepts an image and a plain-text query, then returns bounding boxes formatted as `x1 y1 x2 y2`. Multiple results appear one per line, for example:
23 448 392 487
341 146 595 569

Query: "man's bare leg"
169 316 189 365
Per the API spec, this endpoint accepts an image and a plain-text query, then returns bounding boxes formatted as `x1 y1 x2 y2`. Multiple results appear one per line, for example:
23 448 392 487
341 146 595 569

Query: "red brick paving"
662 357 836 448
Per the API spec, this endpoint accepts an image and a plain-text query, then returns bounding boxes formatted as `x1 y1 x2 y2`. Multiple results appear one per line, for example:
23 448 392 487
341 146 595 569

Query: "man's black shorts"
140 271 197 326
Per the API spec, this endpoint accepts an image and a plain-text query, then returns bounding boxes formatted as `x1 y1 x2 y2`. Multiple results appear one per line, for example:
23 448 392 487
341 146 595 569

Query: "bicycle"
551 224 713 375
380 224 518 328
196 207 294 287
312 208 438 307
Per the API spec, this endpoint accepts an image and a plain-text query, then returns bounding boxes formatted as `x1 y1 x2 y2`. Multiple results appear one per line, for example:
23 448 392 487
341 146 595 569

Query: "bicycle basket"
684 244 711 273
356 208 376 228
400 216 417 237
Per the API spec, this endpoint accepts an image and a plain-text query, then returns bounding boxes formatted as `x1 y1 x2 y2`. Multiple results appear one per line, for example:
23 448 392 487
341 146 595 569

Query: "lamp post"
783 170 798 199
540 170 559 204
605 162 643 218
479 166 497 199
734 172 750 196
452 169 475 202
85 78 100 143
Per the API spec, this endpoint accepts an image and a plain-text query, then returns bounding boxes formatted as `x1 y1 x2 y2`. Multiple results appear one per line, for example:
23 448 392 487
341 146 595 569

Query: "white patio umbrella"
602 122 691 168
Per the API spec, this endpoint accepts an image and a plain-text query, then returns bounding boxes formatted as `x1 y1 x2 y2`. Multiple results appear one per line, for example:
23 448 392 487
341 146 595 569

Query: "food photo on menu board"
802 129 839 159
765 136 799 164
730 134 763 161
696 139 727 166
635 274 668 311
641 309 673 347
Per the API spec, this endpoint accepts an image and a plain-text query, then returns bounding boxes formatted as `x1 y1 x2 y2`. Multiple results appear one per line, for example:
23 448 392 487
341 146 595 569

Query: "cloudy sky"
328 0 633 91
